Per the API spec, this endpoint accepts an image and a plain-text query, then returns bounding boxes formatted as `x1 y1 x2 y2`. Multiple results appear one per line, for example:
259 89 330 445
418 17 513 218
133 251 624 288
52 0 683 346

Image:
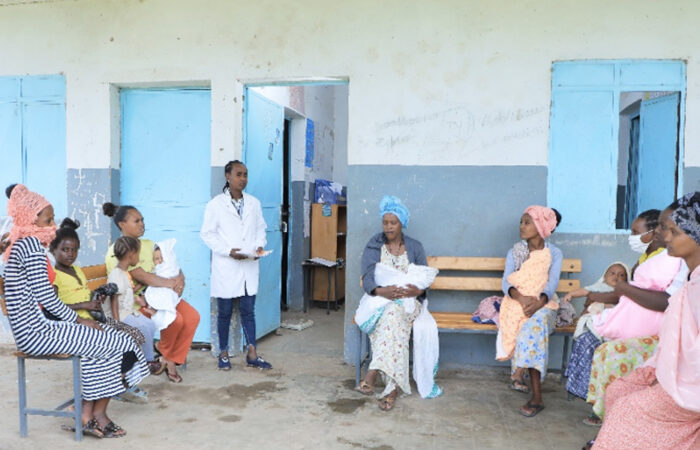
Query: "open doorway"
616 91 681 228
243 81 349 337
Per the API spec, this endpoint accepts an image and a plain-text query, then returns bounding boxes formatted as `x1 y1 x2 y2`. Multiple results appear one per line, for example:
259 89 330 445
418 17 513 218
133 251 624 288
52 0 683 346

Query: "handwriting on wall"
374 105 547 153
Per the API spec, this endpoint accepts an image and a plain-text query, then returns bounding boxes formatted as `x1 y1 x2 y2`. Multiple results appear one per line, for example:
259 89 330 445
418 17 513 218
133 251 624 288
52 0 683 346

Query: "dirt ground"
0 307 597 449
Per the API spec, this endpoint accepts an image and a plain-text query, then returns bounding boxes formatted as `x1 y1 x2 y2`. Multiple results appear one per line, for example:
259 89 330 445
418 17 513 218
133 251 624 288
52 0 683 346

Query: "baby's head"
153 245 163 265
603 263 628 287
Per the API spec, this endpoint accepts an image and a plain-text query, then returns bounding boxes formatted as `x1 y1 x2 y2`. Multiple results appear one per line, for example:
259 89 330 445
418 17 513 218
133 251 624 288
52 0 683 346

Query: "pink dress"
593 266 700 449
593 250 681 340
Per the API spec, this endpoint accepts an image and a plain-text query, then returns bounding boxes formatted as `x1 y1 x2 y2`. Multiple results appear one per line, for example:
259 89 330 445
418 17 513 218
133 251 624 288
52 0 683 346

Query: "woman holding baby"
103 202 200 383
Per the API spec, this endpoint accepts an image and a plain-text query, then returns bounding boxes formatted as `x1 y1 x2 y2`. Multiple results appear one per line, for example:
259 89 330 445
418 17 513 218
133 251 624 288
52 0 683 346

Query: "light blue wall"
344 164 641 369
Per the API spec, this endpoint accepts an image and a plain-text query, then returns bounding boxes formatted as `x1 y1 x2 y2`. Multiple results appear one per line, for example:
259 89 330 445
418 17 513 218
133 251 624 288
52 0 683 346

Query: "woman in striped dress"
3 185 149 438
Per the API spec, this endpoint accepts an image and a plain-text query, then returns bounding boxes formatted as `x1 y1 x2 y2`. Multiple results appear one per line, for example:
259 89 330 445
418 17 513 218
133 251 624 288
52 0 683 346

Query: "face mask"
628 233 651 254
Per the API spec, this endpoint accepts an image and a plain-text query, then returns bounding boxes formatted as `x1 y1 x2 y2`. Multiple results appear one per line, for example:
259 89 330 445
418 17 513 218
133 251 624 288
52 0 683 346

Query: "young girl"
107 236 161 375
50 218 150 405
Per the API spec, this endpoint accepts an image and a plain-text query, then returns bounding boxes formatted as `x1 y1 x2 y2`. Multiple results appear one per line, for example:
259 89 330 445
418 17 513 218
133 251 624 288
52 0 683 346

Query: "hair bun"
59 217 80 230
102 202 118 217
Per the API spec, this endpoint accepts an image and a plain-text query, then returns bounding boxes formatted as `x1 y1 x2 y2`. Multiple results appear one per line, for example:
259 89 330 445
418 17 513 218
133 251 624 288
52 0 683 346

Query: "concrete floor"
0 307 596 449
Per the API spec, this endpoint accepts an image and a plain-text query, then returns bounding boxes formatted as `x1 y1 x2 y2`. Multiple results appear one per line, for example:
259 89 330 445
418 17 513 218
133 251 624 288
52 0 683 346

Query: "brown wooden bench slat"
431 312 576 333
13 351 72 359
427 256 582 273
430 276 580 293
0 278 6 316
81 264 107 281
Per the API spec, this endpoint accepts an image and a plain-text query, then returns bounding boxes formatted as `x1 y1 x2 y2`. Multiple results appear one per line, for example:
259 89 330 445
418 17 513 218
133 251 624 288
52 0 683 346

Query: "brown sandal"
165 366 182 383
378 395 396 411
354 381 374 396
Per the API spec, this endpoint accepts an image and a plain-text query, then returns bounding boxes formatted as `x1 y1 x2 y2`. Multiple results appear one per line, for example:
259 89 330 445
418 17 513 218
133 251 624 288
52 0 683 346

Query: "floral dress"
368 245 421 397
587 335 659 418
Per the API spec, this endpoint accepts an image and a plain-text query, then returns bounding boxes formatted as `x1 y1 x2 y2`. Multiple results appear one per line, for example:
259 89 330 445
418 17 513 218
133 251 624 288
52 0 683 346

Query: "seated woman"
585 203 689 423
103 202 200 383
354 196 440 411
565 211 661 399
499 205 562 417
587 192 700 449
3 185 149 438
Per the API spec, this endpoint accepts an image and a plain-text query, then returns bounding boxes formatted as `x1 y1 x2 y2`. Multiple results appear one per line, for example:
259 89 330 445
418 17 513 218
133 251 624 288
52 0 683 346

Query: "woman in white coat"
200 160 272 370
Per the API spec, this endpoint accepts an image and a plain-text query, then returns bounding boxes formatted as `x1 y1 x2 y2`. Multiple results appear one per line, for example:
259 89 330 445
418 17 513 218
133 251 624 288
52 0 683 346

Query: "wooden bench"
355 256 581 385
0 263 107 441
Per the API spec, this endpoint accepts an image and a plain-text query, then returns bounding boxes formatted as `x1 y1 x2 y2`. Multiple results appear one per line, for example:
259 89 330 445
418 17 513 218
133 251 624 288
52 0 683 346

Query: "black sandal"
61 418 103 439
100 421 126 438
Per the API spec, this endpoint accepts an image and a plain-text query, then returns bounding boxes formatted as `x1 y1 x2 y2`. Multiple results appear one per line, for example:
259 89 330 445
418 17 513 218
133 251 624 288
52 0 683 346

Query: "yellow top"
53 265 92 320
638 247 665 265
105 238 156 275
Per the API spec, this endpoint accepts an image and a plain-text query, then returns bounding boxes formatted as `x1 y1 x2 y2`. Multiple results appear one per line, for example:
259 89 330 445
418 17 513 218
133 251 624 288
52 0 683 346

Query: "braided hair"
222 160 244 192
638 209 661 232
102 202 137 230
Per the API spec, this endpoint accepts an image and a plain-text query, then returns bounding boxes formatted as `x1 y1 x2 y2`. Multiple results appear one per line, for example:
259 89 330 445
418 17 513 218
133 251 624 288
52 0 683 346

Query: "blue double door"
121 87 285 342
0 75 66 218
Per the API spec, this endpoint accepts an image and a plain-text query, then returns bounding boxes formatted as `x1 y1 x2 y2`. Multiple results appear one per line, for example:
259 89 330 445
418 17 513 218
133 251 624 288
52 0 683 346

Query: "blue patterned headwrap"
379 195 410 228
671 191 700 245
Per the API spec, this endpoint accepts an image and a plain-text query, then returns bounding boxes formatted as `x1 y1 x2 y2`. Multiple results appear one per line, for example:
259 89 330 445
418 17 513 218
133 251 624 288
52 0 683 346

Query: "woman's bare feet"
378 388 398 411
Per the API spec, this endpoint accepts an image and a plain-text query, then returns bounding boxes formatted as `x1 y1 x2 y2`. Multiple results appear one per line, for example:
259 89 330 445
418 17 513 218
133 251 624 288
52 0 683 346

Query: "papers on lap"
238 249 273 260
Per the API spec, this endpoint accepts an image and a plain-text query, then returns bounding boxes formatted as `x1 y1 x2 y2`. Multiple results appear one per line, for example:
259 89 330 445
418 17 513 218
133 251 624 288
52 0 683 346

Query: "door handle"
281 221 288 233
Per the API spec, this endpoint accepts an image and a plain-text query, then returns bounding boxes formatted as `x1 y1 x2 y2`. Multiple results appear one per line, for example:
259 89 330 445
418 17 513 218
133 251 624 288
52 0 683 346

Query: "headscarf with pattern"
671 191 700 245
3 184 55 261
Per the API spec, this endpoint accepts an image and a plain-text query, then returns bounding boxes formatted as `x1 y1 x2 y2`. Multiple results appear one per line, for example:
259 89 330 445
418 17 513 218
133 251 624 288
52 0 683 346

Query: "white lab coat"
200 192 267 298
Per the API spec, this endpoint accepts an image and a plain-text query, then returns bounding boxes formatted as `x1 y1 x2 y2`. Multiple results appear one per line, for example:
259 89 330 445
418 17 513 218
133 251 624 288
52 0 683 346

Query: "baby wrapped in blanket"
144 238 180 331
496 248 558 360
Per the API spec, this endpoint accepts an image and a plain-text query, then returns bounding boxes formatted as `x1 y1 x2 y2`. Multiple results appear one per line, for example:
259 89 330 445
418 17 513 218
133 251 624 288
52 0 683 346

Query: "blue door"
121 88 211 342
243 89 283 339
0 75 66 218
635 93 680 213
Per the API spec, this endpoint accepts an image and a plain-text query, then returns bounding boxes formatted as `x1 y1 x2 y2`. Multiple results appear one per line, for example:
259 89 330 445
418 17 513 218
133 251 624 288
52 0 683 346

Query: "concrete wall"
1 0 700 365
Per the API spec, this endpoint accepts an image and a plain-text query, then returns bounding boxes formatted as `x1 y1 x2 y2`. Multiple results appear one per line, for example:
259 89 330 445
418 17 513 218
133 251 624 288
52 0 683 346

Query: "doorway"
243 81 349 337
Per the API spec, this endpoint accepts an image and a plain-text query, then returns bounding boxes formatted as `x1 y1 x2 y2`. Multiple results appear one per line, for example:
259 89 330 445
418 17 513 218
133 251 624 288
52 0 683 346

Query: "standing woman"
4 185 148 438
502 206 563 417
103 203 200 383
200 160 271 370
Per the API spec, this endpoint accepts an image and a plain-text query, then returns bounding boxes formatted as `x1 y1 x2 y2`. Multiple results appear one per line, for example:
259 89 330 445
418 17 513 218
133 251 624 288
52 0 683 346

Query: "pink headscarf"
524 205 557 239
3 184 55 261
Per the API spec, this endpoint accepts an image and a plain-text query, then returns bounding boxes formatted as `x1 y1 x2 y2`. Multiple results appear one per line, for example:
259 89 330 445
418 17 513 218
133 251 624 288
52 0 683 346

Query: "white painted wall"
0 0 698 168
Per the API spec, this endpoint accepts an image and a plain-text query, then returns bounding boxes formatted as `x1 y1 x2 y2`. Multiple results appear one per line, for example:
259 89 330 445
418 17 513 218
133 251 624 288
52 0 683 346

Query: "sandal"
510 379 530 394
100 421 126 438
354 381 374 396
378 395 396 412
61 418 103 439
519 401 545 417
164 365 183 383
149 359 166 375
582 439 595 450
582 414 602 427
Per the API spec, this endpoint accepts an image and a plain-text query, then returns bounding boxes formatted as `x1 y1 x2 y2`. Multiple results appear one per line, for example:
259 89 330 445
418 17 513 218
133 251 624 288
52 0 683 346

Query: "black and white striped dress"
4 237 149 401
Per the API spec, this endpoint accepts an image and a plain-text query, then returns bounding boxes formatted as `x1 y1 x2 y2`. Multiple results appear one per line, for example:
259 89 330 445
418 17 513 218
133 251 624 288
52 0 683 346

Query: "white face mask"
628 232 652 253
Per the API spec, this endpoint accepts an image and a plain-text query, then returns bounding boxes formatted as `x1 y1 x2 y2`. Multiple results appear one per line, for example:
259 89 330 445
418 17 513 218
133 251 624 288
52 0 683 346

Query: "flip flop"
378 395 396 412
354 381 374 396
510 379 530 394
519 401 545 417
582 414 602 427
165 366 183 383
61 418 103 439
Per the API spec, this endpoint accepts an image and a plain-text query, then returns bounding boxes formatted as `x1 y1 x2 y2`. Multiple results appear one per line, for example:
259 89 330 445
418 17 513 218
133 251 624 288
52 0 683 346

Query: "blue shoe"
246 356 272 370
218 355 231 371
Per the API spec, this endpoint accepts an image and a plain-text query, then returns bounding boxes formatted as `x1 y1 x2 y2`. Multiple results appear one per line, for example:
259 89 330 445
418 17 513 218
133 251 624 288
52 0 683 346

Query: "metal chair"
1 279 83 441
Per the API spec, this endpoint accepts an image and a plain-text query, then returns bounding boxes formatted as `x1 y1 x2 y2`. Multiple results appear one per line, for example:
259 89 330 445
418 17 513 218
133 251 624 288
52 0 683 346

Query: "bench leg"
355 328 362 387
72 356 83 442
17 357 27 437
561 335 571 383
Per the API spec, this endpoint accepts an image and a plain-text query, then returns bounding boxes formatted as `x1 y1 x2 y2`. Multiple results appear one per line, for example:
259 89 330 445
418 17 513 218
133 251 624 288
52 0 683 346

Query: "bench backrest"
427 256 582 293
0 264 108 316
